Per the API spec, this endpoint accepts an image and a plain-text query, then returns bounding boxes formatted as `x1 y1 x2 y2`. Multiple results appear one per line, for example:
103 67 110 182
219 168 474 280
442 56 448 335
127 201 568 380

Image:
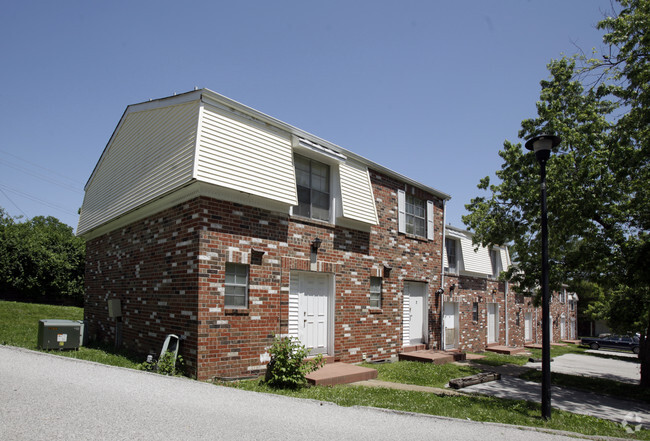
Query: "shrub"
137 351 184 376
264 336 323 389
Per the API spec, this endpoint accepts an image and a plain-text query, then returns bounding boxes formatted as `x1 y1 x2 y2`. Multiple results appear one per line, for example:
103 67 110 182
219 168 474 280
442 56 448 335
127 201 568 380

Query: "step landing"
398 350 466 364
524 342 568 349
306 362 378 386
485 345 526 355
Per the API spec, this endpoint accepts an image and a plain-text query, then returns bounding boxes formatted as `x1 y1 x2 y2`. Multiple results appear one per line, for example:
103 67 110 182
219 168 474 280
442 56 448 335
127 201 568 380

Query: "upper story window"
293 154 330 221
369 277 382 308
445 238 458 273
405 194 426 237
559 288 566 303
489 249 502 279
225 263 249 308
397 189 434 240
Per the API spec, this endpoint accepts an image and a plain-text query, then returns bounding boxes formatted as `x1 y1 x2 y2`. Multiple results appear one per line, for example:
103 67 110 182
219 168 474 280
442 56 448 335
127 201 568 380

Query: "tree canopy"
463 0 650 386
0 208 85 305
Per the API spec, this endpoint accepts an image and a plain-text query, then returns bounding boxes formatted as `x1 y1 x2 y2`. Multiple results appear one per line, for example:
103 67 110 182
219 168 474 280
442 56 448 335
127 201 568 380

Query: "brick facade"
84 170 448 381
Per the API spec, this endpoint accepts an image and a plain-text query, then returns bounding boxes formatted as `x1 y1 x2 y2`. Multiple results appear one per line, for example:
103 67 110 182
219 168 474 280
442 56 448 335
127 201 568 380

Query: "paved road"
0 346 579 441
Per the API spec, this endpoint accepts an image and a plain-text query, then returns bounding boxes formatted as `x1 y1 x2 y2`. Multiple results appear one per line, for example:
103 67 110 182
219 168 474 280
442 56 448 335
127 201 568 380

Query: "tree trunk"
641 323 650 389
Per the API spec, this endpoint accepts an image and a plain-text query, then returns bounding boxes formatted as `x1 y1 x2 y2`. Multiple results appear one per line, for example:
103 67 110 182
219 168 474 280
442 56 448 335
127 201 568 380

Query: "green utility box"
38 319 82 350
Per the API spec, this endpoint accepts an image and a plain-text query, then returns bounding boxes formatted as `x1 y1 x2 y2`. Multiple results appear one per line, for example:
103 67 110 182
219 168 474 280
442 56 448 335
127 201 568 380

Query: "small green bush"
264 336 323 389
137 351 184 376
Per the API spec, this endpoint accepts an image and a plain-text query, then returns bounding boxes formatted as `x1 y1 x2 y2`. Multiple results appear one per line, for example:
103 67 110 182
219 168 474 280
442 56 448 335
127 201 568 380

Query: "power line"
0 149 83 187
0 187 29 219
0 183 79 216
0 158 83 194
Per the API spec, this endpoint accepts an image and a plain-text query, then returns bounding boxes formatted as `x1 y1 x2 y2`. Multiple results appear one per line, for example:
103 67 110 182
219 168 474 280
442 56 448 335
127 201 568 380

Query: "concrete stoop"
306 362 378 386
485 345 526 355
398 350 466 364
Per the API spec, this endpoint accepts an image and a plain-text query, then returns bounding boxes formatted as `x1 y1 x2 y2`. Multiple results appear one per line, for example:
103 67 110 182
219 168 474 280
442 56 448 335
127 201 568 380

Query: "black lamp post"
525 134 561 420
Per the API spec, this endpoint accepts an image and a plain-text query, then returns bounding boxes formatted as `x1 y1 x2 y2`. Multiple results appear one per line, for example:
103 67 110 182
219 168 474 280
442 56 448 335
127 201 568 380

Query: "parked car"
581 335 640 354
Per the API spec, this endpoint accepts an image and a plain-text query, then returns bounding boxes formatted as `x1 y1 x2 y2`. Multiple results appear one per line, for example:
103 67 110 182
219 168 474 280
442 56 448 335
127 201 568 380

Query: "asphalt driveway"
526 352 640 384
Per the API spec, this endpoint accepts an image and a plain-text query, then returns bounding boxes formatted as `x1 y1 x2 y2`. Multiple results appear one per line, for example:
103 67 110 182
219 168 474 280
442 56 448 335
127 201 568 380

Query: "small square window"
225 263 248 308
369 277 382 308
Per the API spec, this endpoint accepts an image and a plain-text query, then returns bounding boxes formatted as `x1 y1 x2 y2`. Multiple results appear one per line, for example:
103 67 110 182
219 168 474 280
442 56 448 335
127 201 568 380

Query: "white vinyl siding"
196 104 297 206
78 101 199 235
499 247 510 272
460 235 493 274
338 161 378 225
288 279 300 341
402 293 410 346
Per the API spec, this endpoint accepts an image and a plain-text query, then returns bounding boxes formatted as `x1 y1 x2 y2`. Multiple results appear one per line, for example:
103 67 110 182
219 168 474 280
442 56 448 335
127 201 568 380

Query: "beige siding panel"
196 105 297 205
78 101 199 235
338 161 378 225
460 235 493 275
500 248 510 272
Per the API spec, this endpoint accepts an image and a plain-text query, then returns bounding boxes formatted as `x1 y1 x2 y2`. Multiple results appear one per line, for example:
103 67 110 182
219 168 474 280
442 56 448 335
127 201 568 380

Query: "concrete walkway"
462 375 650 425
460 354 649 425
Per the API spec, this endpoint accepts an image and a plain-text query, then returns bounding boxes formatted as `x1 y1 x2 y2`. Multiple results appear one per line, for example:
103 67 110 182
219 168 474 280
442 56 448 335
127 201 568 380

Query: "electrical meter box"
38 319 81 350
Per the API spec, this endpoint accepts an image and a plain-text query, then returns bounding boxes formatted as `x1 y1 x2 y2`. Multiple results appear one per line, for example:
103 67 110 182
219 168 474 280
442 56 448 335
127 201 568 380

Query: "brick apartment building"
78 89 577 381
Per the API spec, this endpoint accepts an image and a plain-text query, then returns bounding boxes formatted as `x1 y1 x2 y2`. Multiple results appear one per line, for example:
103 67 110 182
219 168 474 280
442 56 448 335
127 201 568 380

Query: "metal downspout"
440 200 447 350
505 280 509 346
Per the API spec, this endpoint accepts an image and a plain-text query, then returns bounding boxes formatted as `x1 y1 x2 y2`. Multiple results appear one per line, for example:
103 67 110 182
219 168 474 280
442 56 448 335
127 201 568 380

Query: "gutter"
439 200 447 350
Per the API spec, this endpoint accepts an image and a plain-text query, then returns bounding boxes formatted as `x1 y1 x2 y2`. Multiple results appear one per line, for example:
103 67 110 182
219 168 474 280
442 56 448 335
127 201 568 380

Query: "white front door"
406 282 426 344
443 302 458 350
570 318 576 339
487 303 498 344
296 272 331 355
524 312 532 341
560 317 566 340
549 314 554 343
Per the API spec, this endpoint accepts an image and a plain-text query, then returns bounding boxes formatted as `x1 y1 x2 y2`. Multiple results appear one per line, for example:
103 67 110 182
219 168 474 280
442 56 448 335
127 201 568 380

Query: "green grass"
469 352 530 366
221 379 650 440
520 369 650 404
360 360 480 388
0 300 141 369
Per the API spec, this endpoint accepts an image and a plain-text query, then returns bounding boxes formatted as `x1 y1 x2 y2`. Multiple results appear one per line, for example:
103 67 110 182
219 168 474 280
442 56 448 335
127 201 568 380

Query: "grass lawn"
0 300 141 369
360 360 480 388
222 379 650 440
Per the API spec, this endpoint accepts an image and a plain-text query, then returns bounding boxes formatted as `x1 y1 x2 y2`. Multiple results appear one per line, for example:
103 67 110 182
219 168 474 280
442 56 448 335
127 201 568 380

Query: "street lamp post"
525 134 561 420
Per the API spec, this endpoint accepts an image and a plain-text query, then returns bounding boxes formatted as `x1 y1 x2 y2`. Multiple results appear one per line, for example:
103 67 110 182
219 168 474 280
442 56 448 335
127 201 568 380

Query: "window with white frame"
489 249 502 279
369 277 382 308
560 288 566 303
225 263 249 308
397 189 434 240
445 238 459 273
405 194 426 237
293 154 330 221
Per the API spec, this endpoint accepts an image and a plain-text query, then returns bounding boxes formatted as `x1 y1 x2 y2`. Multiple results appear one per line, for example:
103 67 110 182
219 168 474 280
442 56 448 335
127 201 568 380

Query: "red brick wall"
84 169 446 380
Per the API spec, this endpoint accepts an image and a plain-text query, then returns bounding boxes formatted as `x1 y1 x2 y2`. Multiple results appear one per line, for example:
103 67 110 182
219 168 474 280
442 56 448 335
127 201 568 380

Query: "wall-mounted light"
449 284 456 294
311 237 322 252
491 289 497 296
383 264 392 278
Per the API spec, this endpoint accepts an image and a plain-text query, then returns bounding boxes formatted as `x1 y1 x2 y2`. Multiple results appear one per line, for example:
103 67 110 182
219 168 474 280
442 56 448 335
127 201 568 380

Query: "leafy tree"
464 0 650 387
0 208 85 305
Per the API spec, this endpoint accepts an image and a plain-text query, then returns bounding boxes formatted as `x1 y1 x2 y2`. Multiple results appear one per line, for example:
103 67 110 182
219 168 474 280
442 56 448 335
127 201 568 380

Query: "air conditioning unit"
38 319 82 350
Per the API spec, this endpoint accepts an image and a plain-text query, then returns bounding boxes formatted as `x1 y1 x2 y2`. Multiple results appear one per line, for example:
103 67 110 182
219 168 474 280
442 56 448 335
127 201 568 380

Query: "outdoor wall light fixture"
383 264 392 278
525 133 561 421
449 284 456 293
311 237 322 252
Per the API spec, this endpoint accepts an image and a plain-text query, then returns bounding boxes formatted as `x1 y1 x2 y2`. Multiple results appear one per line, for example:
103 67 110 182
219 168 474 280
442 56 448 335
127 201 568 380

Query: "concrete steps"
398 350 466 364
306 362 378 386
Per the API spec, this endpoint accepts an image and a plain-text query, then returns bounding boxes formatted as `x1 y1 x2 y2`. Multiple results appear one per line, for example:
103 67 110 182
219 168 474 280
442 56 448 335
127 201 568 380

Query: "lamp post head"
525 134 561 163
311 237 322 252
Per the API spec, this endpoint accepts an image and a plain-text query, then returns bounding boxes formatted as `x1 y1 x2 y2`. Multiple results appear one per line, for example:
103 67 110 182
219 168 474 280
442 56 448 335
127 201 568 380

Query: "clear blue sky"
0 0 615 232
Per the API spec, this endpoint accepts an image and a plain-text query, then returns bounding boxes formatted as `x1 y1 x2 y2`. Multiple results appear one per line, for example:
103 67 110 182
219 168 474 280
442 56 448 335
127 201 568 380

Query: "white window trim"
369 277 382 309
225 263 249 309
397 189 434 240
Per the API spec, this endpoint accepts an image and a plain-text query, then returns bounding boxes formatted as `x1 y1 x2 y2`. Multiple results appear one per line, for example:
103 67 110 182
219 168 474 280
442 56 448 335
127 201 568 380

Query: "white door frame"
487 303 499 344
291 271 335 356
443 301 459 350
404 281 427 345
524 311 532 341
